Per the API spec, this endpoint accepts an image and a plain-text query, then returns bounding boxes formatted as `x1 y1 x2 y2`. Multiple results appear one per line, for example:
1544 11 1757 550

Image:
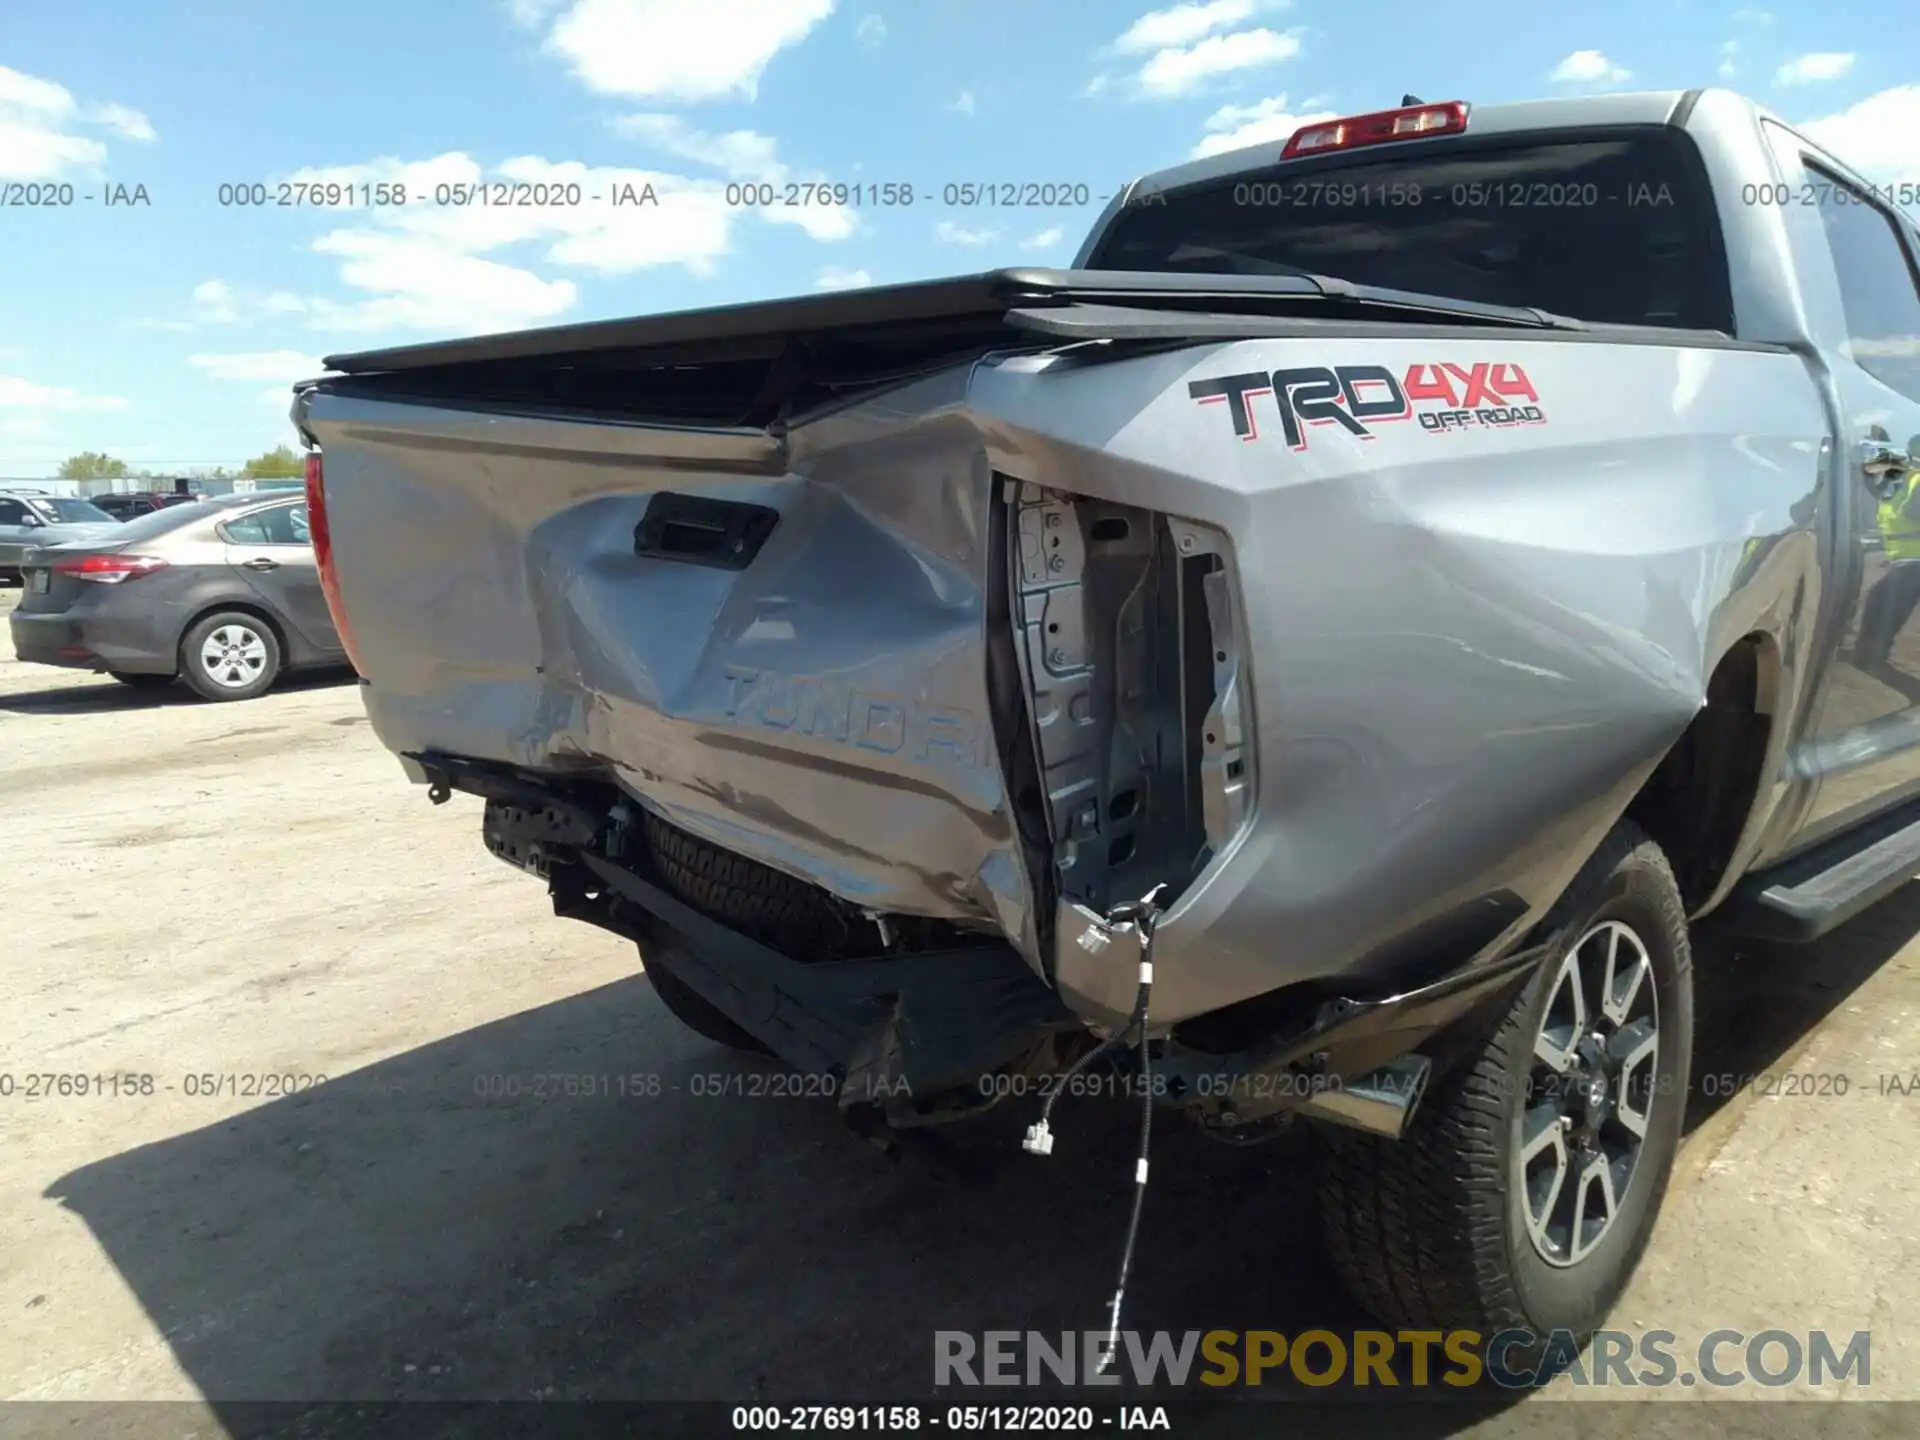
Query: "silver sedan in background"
0 492 120 582
8 492 349 701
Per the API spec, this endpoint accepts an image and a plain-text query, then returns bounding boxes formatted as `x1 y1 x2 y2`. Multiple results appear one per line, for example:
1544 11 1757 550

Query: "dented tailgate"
298 390 1043 958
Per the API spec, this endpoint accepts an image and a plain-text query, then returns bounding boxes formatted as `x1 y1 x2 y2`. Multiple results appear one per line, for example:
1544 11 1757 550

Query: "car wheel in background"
179 611 283 702
109 671 176 692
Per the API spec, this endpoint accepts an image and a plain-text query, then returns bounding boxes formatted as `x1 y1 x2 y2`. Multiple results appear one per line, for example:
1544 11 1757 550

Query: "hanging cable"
1020 887 1166 1376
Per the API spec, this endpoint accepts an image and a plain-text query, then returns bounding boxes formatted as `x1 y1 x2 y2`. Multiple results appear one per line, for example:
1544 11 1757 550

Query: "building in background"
0 474 291 500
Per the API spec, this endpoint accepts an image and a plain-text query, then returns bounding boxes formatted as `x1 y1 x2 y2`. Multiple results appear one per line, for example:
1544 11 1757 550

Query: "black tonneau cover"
303 268 1747 432
318 267 1588 376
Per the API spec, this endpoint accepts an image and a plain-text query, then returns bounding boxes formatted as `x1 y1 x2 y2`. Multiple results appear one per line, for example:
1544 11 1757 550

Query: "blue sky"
1 0 1916 474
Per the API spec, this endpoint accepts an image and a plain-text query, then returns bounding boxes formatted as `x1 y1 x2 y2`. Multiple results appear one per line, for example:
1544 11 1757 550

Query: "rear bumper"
460 758 1544 1131
9 610 175 674
579 852 1079 1111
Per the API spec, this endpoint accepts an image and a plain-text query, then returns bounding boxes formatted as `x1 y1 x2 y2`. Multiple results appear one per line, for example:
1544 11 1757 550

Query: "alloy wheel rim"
1516 918 1660 1268
199 625 268 689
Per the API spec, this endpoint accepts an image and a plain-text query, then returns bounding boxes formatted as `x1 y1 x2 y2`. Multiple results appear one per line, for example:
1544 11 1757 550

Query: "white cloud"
1732 6 1772 23
88 102 155 142
0 415 49 437
507 0 567 23
307 229 581 332
1718 41 1740 81
855 13 885 45
613 114 783 179
140 280 318 331
1549 50 1632 88
188 351 327 384
1112 0 1280 53
1020 225 1065 251
935 220 998 247
1775 52 1855 86
1800 85 1920 187
0 65 153 180
815 265 872 289
191 280 240 324
1134 28 1301 99
0 67 74 114
948 89 977 116
1192 93 1336 158
531 0 837 102
0 374 128 411
0 122 104 180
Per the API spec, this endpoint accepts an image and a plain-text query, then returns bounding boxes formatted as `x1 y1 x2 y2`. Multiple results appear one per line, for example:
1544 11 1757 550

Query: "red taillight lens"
1282 101 1469 159
52 553 169 584
305 448 365 675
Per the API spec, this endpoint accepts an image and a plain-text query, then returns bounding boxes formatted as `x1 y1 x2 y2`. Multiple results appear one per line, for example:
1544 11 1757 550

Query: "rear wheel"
179 611 282 702
642 941 773 1056
109 671 175 691
1315 821 1693 1349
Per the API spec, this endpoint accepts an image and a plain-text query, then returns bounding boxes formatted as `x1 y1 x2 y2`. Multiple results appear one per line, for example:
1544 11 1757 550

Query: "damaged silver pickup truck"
293 88 1920 1346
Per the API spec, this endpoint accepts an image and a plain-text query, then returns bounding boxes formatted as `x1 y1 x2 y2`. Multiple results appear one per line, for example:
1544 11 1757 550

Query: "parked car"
294 88 1920 1349
88 491 201 522
8 492 348 700
0 493 120 584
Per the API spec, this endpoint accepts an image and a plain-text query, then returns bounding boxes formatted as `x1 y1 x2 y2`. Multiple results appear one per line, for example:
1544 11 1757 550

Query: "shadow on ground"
0 667 355 716
32 886 1920 1438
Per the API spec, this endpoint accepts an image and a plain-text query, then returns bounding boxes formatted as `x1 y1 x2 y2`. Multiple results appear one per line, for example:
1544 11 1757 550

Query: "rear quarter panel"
963 333 1827 1022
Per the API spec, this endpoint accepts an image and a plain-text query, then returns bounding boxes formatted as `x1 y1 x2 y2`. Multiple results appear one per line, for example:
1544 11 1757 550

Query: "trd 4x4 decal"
1189 361 1546 449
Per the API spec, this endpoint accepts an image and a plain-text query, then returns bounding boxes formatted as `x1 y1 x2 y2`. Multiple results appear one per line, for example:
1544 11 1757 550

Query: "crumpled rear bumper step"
573 852 1077 1108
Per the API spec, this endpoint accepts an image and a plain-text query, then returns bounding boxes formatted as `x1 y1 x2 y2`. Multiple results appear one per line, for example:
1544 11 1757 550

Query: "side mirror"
19 512 43 528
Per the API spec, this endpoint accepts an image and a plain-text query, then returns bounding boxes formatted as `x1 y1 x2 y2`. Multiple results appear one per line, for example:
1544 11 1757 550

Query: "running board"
1713 797 1920 942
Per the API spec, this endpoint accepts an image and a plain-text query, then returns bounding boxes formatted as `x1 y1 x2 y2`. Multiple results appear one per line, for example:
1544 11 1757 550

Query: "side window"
1810 166 1920 402
221 512 270 544
223 501 307 545
0 499 26 525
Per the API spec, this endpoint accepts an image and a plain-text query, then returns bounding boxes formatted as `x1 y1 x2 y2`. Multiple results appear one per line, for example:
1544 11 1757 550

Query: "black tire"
109 671 175 691
643 944 773 1056
179 611 282 702
641 810 852 957
1315 820 1693 1346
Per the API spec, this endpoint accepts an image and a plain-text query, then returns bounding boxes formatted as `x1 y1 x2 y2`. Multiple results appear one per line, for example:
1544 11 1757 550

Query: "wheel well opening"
1625 635 1774 913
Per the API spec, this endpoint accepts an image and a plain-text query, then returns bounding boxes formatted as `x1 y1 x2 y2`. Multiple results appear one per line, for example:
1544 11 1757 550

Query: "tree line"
56 446 304 482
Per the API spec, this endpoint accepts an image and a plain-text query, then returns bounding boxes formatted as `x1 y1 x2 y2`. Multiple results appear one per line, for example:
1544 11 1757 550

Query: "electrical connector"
1023 1120 1055 1156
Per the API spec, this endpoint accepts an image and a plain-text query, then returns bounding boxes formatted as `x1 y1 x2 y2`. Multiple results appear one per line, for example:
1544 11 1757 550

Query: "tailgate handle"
633 492 778 571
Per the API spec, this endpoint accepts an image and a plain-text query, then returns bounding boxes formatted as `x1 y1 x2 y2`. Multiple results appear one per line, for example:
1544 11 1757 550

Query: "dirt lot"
2 583 1918 1438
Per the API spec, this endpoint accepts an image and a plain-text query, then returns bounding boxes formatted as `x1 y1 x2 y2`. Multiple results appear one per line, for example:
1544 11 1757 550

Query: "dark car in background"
8 492 348 701
0 492 120 583
89 491 202 522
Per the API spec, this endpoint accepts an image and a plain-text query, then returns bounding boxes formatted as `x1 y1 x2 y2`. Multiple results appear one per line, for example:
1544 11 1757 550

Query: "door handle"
240 557 280 572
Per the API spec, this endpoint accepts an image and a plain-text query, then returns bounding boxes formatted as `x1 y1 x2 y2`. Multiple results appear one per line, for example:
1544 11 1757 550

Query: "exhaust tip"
1298 1054 1431 1140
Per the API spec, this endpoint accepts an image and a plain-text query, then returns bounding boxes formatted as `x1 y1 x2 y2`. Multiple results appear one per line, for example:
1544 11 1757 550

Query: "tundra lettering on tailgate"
1189 361 1545 450
722 664 986 769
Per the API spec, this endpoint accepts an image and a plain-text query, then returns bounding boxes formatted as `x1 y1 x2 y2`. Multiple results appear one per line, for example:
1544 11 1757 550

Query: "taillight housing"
305 448 366 675
1282 101 1469 159
52 553 168 584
